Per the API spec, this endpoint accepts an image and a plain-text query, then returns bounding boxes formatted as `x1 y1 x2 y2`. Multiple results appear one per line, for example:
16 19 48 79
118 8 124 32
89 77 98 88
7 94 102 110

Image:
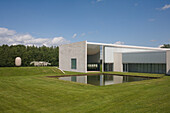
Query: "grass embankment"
0 67 63 76
0 67 169 113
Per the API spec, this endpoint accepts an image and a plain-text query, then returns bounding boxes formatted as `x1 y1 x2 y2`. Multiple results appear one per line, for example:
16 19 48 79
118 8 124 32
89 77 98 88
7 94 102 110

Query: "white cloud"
0 27 70 46
72 33 77 38
161 4 170 10
51 37 69 45
25 38 48 44
81 33 86 37
158 4 170 10
158 45 164 48
114 41 124 45
0 28 16 36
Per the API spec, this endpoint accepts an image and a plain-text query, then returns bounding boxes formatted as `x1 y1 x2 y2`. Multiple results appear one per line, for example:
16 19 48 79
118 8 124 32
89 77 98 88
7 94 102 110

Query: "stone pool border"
46 73 162 79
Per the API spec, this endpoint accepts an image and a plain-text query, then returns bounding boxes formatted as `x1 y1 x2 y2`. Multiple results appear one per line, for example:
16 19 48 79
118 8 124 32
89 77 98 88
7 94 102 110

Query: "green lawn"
103 71 164 78
0 67 169 113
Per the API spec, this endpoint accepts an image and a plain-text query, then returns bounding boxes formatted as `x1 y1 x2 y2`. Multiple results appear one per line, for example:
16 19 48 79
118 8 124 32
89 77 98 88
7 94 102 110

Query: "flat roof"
87 41 170 51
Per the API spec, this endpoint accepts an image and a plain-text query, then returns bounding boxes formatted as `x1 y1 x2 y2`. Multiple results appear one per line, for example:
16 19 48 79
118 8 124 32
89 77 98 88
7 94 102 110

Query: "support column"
114 52 123 72
102 46 105 72
166 50 170 75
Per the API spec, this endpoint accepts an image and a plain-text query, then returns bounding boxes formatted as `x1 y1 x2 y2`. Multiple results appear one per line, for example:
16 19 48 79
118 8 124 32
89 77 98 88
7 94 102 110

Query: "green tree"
0 44 59 67
161 44 170 48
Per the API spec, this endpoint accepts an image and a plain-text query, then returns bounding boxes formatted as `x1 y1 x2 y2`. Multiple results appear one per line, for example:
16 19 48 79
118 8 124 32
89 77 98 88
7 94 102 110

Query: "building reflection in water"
59 75 150 86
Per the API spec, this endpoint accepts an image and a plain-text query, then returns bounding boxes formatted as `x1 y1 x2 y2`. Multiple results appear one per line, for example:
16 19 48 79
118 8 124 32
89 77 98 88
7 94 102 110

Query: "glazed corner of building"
59 41 170 75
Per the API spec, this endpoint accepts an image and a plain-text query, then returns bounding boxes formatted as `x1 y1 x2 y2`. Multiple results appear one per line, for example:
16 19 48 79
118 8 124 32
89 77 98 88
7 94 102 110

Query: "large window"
123 63 166 74
71 58 77 69
104 63 113 72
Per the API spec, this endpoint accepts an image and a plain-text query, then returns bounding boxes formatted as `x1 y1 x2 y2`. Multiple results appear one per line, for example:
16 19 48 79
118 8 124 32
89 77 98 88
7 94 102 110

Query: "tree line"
0 45 59 67
161 44 170 48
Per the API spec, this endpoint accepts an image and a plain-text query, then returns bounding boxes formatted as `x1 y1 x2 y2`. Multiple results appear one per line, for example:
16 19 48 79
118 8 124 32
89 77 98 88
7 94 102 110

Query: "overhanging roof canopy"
87 41 170 51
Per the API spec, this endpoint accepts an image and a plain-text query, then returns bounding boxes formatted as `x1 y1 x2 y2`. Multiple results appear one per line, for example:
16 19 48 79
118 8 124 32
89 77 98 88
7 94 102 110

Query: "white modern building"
59 41 170 75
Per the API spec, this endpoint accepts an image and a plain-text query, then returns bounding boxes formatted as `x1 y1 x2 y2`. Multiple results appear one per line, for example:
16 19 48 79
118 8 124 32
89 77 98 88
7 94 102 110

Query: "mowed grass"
0 67 63 76
0 67 170 113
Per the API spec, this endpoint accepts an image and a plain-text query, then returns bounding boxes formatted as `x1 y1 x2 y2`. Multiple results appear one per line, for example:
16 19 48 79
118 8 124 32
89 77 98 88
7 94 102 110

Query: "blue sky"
0 0 170 47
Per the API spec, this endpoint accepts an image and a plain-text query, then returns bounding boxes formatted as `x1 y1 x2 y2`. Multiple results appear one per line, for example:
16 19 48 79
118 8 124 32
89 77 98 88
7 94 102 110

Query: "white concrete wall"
166 50 170 75
59 41 87 73
114 53 123 72
105 47 114 63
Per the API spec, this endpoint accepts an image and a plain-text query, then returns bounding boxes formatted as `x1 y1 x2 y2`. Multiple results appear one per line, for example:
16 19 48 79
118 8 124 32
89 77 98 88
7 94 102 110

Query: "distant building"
30 61 51 66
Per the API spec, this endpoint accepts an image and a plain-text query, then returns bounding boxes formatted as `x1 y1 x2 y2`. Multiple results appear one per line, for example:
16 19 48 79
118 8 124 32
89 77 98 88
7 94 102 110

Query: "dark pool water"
59 74 152 86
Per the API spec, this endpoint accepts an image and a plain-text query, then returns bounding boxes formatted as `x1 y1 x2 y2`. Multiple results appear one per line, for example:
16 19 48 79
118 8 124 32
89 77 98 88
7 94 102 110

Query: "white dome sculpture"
15 57 21 66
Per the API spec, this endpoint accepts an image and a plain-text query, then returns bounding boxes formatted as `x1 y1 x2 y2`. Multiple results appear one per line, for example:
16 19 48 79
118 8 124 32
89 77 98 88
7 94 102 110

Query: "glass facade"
71 58 77 69
104 63 113 72
123 63 166 74
123 63 128 72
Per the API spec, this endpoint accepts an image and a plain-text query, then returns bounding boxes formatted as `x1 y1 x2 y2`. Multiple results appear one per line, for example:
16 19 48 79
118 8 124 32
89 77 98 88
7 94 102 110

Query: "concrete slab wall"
166 50 170 75
59 41 87 73
114 53 123 72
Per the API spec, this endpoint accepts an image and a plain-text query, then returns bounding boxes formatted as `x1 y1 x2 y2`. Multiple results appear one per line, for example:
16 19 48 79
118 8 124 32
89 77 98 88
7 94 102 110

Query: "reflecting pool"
59 74 152 86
